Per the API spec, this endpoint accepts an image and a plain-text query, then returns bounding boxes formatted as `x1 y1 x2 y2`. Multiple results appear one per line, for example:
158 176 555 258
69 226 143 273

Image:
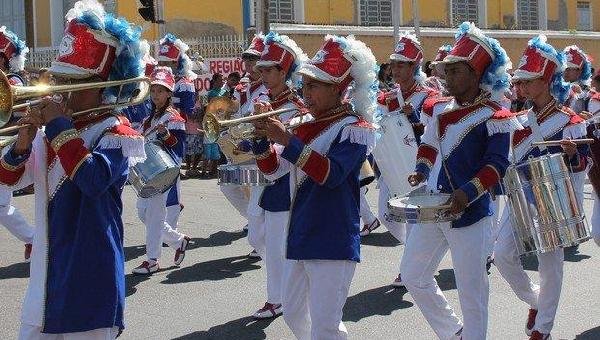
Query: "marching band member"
373 32 439 287
0 1 147 337
586 92 600 247
0 26 35 260
249 31 307 319
404 22 520 340
425 44 452 95
252 34 377 340
219 34 266 254
132 66 191 275
563 45 594 116
493 36 590 340
157 34 197 232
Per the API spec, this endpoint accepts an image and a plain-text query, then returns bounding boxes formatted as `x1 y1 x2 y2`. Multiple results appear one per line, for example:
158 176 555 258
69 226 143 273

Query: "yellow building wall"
35 0 52 47
115 0 243 40
487 0 516 29
404 0 448 26
305 0 354 24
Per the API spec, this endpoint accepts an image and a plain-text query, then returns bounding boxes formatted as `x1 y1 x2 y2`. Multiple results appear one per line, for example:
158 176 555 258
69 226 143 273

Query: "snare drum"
387 188 457 224
218 162 273 186
503 153 590 257
129 141 180 198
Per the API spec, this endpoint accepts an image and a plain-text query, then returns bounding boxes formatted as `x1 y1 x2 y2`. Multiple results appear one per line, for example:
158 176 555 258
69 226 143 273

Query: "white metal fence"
26 35 247 69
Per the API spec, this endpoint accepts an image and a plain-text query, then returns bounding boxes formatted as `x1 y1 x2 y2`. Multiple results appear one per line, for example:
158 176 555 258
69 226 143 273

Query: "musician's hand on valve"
560 139 577 157
37 95 67 124
255 117 291 146
407 172 425 187
448 189 468 215
253 101 272 115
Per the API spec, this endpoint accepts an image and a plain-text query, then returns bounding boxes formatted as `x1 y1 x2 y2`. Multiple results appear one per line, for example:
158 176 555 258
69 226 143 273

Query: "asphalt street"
0 179 598 340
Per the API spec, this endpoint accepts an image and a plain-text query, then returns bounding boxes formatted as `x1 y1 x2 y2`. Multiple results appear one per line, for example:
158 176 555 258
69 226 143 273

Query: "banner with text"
195 57 246 95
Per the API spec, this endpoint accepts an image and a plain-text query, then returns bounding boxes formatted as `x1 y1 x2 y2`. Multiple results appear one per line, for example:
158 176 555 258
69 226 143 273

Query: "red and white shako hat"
0 26 29 73
297 35 378 122
48 0 144 81
433 44 453 63
512 35 562 83
243 33 266 58
255 31 307 78
150 66 175 92
389 32 423 63
564 45 590 69
158 33 188 62
435 22 511 100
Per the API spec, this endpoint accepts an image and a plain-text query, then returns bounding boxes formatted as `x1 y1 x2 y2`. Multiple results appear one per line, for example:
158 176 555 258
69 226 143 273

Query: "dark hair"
210 73 223 89
0 53 8 71
228 72 241 81
377 63 389 82
424 61 432 77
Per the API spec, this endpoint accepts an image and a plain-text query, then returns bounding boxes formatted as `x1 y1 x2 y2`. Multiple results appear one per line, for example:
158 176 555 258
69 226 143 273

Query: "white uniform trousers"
165 179 182 229
400 217 491 340
282 259 356 340
377 179 407 243
253 210 288 304
19 324 119 340
137 191 186 260
359 186 377 225
591 195 600 246
246 187 266 255
493 203 563 334
0 189 34 244
219 185 249 218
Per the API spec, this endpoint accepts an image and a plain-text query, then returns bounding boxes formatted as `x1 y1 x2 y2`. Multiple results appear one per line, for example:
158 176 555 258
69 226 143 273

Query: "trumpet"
203 107 299 143
0 70 150 134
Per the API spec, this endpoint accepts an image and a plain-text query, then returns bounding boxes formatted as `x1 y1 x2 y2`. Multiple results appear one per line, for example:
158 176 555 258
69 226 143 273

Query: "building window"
359 0 392 26
0 0 26 42
269 0 295 23
517 0 539 29
577 1 592 31
451 0 478 27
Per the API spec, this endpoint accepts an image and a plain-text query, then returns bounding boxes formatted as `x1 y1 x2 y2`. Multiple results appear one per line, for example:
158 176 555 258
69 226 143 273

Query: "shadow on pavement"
576 326 600 339
360 231 402 248
521 256 539 271
436 268 457 291
171 316 277 340
125 273 152 297
343 285 413 322
160 255 261 284
188 230 247 250
124 244 147 262
0 262 29 280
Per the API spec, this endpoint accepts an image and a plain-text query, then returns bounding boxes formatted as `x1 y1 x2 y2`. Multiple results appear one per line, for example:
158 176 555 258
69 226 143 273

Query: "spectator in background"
224 71 241 98
206 72 226 101
183 94 204 178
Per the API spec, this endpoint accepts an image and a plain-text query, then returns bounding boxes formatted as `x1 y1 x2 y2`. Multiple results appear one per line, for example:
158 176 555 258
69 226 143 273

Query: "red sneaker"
24 244 32 262
360 218 381 237
526 308 538 335
391 273 404 288
174 236 191 266
529 330 551 340
132 260 159 275
252 302 282 319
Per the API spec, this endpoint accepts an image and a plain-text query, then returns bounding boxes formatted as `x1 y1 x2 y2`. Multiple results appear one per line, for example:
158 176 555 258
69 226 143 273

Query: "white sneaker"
132 260 159 275
253 302 282 319
391 273 404 287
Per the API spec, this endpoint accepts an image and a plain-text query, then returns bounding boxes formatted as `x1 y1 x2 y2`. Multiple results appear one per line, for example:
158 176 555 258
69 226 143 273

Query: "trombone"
0 70 151 134
202 97 305 143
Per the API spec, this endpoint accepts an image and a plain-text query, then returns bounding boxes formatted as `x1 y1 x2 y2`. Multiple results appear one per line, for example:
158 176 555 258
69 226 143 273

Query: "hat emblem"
395 41 405 52
58 34 75 58
566 53 573 62
160 45 170 54
156 71 166 80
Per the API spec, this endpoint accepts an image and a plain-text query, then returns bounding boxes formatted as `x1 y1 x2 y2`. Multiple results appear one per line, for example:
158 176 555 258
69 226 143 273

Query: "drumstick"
531 138 594 147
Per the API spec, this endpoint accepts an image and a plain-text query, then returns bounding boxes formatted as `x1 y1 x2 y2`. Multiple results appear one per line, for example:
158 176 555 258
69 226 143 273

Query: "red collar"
293 104 354 144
